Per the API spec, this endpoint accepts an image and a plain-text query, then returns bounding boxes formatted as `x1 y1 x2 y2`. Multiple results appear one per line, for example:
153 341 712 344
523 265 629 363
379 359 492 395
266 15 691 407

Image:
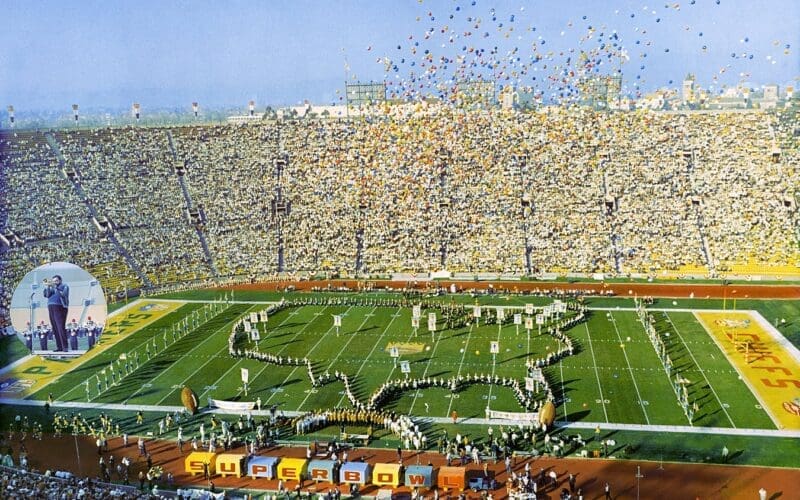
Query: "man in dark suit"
43 275 69 351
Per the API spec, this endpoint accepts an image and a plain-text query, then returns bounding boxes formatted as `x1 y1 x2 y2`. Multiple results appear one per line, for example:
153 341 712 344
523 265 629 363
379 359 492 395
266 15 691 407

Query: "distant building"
682 73 696 104
763 84 779 102
455 80 496 106
707 96 748 110
499 87 518 110
578 74 622 110
226 114 263 124
346 82 387 108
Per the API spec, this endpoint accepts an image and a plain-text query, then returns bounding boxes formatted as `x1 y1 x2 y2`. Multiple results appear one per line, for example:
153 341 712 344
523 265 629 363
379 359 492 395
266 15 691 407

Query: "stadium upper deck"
0 108 798 313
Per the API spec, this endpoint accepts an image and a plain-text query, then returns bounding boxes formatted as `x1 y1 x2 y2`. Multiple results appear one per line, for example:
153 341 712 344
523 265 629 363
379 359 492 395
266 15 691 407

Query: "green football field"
27 292 781 431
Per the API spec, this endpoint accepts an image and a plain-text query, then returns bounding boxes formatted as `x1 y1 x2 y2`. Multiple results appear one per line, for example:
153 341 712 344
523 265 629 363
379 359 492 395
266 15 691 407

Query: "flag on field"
427 312 436 331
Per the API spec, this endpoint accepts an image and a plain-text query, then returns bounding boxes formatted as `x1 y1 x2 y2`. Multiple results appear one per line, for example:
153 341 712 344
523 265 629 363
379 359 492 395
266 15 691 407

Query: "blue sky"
1 0 797 111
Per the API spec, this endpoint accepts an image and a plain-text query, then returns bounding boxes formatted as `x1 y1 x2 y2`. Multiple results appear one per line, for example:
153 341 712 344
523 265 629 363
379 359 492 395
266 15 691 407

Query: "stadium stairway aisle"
43 132 152 288
167 130 219 278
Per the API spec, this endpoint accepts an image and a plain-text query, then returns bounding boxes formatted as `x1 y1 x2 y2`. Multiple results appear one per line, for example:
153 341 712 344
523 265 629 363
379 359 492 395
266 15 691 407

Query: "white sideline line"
607 312 650 425
147 299 281 305
558 357 567 422
664 312 736 428
4 397 800 438
750 310 800 364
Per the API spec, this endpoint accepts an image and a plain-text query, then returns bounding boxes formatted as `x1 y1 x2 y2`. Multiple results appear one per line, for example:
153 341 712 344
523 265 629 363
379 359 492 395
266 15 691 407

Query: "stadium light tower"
72 104 79 126
7 105 14 128
132 103 141 123
192 102 199 119
248 100 255 117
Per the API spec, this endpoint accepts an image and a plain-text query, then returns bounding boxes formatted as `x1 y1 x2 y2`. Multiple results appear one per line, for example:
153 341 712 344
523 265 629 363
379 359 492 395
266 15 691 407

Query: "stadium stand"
0 465 154 499
1 108 798 319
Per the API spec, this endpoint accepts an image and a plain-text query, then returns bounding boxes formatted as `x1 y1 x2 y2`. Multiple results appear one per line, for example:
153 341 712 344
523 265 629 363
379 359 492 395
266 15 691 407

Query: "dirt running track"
223 280 800 300
7 435 799 499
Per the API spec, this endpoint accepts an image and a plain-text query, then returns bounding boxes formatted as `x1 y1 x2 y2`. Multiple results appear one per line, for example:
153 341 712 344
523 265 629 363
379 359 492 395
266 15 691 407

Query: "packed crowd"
0 467 152 499
1 107 798 311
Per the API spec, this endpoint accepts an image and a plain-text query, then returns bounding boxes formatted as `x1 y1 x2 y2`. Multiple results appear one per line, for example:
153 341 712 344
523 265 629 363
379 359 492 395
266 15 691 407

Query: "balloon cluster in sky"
361 1 794 105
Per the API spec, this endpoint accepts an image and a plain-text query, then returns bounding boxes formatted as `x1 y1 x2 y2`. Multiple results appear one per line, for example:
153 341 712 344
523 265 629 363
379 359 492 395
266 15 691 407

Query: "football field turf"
19 294 792 433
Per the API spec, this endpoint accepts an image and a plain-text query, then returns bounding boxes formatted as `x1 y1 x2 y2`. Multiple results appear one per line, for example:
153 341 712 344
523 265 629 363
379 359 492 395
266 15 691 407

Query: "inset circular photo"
10 262 107 357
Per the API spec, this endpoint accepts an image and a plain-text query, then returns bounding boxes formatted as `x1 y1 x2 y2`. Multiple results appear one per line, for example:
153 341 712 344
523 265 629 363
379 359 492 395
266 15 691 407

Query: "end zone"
694 310 800 430
0 299 185 399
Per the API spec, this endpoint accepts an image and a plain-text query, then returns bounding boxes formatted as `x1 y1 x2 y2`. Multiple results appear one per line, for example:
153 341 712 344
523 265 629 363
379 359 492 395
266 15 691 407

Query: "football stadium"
1 1 799 499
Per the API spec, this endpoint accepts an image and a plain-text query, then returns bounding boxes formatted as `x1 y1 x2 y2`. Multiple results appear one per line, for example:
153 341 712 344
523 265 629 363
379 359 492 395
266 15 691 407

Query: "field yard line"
608 312 651 425
197 357 246 403
445 323 476 418
408 323 446 415
664 312 736 428
486 323 504 414
160 305 290 406
227 307 304 400
582 322 609 423
334 308 402 408
215 305 334 405
297 306 376 409
61 303 217 402
242 305 333 405
264 306 353 406
559 358 568 422
632 311 694 427
127 304 249 405
322 307 378 371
